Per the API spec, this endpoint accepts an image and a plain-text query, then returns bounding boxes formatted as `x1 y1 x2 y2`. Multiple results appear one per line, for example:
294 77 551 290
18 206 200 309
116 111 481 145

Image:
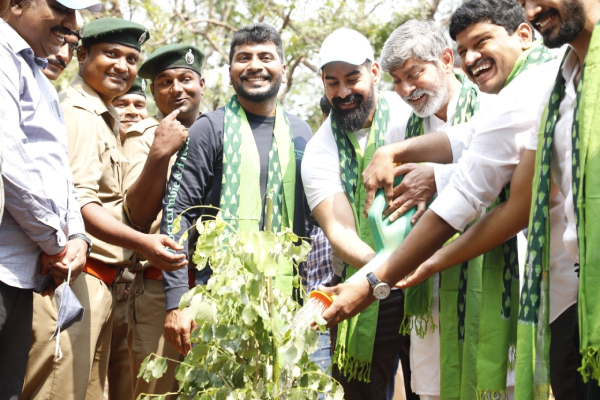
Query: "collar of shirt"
0 21 48 73
562 48 580 95
69 75 120 136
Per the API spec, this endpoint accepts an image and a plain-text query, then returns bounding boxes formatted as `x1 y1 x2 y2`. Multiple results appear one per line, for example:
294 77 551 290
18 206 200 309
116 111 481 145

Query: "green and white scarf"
331 93 389 382
221 95 296 293
401 72 480 337
516 25 600 400
400 73 486 400
474 41 552 400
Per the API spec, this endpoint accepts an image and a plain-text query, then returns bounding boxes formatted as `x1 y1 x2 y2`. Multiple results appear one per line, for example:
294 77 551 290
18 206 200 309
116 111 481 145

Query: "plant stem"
265 197 279 398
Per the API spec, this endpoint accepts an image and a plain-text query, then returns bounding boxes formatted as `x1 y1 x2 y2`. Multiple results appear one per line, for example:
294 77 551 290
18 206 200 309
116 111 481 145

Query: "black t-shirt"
160 106 312 310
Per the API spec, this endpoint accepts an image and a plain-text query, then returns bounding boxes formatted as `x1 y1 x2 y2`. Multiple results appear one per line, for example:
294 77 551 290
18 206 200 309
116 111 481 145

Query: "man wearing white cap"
301 28 416 399
0 0 102 398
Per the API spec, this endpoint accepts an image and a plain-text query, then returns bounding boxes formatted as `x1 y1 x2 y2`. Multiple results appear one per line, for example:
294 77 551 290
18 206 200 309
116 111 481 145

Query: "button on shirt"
0 21 85 289
61 75 135 266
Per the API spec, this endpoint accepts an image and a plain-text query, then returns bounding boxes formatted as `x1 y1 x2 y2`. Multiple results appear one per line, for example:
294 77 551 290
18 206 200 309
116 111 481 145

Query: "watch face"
373 283 390 300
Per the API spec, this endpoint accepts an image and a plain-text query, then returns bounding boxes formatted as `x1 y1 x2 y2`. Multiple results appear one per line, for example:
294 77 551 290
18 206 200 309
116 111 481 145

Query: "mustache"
530 8 557 28
403 88 430 102
47 57 67 69
240 72 272 80
466 57 493 76
331 93 363 107
50 26 78 39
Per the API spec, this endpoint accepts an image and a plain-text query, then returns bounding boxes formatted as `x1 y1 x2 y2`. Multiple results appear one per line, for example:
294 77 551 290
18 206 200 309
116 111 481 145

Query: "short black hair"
229 23 284 64
319 94 331 117
449 0 526 41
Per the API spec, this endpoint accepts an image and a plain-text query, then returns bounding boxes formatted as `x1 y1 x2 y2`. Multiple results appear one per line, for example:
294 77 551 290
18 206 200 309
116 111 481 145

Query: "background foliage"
57 0 464 130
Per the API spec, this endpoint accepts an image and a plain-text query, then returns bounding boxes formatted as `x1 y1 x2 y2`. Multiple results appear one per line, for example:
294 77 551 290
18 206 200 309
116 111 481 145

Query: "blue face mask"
50 264 85 361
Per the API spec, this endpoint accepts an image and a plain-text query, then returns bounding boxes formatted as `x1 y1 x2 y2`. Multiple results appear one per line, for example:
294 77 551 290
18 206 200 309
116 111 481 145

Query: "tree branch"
278 55 304 103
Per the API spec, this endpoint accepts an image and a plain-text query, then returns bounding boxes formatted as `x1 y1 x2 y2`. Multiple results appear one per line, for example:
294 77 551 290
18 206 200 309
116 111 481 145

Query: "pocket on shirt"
106 148 125 195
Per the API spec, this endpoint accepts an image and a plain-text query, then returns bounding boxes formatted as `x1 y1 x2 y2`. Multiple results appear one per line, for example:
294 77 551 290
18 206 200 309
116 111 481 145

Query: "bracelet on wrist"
44 243 69 259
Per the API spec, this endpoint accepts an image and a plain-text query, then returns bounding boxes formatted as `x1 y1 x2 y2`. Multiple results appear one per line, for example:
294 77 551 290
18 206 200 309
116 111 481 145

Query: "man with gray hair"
377 19 487 400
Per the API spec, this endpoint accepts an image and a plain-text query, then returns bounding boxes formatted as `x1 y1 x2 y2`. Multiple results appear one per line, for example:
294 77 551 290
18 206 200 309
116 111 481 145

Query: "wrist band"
44 243 69 259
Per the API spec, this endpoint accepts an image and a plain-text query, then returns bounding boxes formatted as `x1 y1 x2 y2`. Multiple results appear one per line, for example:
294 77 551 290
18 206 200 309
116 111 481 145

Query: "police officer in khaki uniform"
103 76 149 400
22 18 188 400
122 44 205 398
113 76 149 145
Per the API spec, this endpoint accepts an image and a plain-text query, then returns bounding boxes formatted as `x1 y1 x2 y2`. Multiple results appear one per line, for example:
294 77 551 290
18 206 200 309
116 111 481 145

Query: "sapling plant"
137 202 343 400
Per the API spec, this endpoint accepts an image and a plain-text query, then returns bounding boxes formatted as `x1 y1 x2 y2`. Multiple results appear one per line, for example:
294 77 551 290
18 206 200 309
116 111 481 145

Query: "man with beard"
317 2 581 399
112 76 149 145
301 28 415 400
122 44 204 399
160 23 312 358
22 18 189 400
377 19 491 400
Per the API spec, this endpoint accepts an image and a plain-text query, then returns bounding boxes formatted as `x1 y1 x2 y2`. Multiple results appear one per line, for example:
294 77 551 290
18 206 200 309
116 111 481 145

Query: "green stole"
220 95 296 294
331 93 389 381
517 25 600 400
400 73 485 400
474 41 553 400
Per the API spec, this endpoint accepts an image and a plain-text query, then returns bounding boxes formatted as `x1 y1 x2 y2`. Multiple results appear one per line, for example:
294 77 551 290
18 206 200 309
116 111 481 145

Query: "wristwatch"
366 272 391 300
68 233 93 256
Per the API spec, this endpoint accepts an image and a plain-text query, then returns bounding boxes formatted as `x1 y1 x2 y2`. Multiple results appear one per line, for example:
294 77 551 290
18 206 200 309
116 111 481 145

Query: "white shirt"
431 59 562 231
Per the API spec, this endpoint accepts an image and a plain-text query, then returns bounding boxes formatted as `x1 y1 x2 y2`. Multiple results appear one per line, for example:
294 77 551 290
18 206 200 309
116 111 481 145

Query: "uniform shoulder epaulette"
126 117 160 137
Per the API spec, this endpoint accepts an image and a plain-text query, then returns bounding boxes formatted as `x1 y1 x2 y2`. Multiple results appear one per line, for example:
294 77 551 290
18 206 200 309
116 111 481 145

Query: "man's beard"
533 0 586 48
403 69 450 118
329 86 376 133
234 71 283 103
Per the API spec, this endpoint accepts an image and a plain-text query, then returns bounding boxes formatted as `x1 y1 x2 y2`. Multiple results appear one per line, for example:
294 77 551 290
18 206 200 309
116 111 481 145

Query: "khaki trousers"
22 272 115 400
127 274 182 399
108 291 132 399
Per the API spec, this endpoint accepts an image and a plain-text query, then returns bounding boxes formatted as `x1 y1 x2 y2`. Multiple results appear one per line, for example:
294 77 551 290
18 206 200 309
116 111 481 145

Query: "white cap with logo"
57 0 104 12
317 28 375 72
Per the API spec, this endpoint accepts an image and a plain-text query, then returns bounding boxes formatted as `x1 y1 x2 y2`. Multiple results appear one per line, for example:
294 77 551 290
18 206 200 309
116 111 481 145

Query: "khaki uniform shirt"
61 75 135 267
122 113 177 270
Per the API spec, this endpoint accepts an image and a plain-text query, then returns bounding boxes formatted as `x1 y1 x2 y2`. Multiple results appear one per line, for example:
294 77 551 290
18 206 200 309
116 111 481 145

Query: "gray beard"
404 80 450 119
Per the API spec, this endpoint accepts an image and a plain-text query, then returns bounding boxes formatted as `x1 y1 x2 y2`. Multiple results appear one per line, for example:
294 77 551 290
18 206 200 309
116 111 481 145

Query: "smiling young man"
301 28 415 400
21 18 189 400
0 0 102 397
319 1 581 399
121 43 205 399
112 76 149 144
159 23 312 364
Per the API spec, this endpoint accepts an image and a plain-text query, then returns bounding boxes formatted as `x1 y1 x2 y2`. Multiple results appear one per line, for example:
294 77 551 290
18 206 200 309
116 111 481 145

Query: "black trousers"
0 281 33 400
331 290 418 400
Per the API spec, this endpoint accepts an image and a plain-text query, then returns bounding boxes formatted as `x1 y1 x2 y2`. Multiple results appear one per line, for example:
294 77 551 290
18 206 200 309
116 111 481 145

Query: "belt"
143 266 195 288
84 258 118 285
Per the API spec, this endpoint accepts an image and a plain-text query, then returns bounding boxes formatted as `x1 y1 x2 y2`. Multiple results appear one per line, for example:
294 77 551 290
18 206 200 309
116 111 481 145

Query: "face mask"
50 261 85 361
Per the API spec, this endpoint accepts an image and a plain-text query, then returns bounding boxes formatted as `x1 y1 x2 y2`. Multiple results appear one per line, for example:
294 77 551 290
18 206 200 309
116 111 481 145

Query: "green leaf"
137 354 151 378
172 215 182 235
178 230 189 246
241 303 258 325
178 286 201 310
284 343 298 364
190 344 209 361
333 384 344 400
314 314 327 334
189 296 216 325
152 357 168 379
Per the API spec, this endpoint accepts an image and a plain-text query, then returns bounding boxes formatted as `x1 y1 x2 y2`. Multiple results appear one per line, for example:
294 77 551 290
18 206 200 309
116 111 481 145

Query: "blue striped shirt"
0 21 85 289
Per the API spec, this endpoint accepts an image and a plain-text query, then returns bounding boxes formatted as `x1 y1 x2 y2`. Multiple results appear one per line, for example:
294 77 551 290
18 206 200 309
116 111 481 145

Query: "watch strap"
68 233 92 256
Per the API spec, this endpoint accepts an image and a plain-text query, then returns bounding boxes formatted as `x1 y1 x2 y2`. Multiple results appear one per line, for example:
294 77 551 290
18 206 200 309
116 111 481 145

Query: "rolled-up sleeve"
430 97 537 231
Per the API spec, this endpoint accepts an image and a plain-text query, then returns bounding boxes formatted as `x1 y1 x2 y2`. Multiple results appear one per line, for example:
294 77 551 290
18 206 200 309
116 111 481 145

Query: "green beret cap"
138 44 205 80
81 18 149 51
125 76 147 97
